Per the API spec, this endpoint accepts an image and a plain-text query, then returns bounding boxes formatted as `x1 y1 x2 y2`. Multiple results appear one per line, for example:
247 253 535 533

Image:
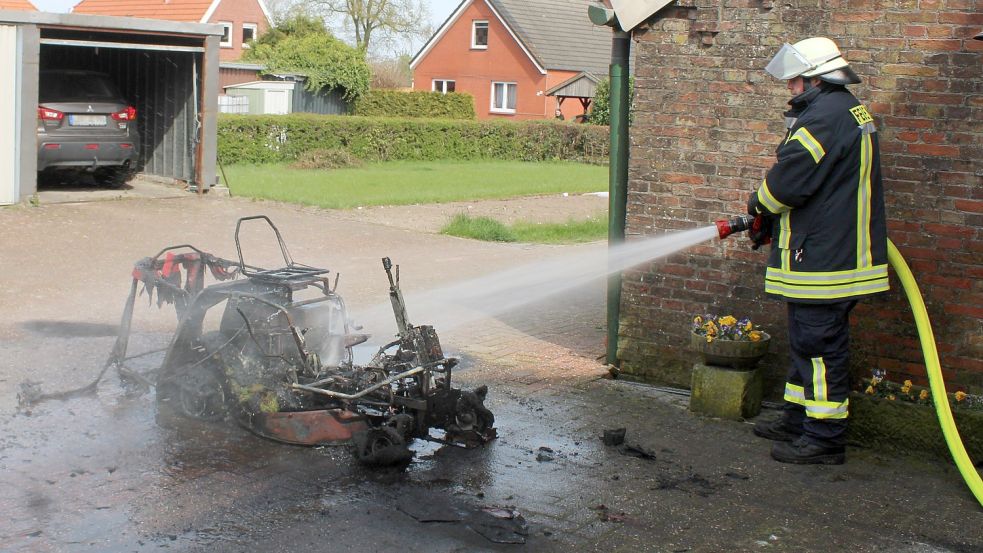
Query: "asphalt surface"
0 184 980 552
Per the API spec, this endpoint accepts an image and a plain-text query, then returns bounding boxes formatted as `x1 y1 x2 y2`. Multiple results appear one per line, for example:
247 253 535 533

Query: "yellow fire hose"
887 239 983 506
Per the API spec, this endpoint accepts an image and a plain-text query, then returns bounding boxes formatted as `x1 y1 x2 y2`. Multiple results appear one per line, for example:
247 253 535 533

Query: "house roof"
0 0 37 10
488 0 612 75
412 0 613 75
72 0 271 25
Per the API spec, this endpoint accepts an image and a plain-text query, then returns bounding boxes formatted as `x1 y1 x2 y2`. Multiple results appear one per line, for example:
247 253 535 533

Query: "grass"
222 160 606 209
441 213 608 244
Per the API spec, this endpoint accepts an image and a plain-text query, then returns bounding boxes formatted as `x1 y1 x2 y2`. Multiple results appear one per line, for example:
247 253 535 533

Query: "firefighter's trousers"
782 300 856 447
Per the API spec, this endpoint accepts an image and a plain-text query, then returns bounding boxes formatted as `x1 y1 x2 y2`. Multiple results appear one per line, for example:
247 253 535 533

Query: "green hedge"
217 114 609 164
353 90 476 119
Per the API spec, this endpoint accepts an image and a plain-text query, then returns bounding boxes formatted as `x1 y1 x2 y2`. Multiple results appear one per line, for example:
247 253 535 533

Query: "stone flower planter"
690 330 771 370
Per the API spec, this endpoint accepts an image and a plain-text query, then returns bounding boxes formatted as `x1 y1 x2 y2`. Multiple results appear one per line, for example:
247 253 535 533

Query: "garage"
0 10 222 204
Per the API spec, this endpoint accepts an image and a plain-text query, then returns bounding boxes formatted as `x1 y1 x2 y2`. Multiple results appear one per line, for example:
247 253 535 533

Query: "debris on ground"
618 442 658 460
535 446 555 462
601 427 626 446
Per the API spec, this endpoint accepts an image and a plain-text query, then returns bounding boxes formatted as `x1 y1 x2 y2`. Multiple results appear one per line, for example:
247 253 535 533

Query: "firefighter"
747 37 889 465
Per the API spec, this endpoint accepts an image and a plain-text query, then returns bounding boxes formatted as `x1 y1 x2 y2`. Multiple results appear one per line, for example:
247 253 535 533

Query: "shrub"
353 90 476 119
217 114 609 165
290 148 364 170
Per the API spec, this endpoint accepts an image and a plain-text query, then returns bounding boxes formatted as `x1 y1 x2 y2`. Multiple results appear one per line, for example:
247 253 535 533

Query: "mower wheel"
176 367 229 422
353 426 413 467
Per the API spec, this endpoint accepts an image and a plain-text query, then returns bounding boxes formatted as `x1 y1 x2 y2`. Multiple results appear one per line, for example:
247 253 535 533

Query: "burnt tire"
170 366 229 422
353 426 413 468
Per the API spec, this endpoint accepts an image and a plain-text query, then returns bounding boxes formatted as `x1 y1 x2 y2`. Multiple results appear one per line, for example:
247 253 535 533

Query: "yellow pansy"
719 315 737 327
919 389 929 401
749 331 762 342
865 385 875 395
955 391 967 402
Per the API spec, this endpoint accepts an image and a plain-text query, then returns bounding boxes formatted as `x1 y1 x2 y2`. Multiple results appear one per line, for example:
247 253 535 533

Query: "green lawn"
441 213 608 244
222 160 606 209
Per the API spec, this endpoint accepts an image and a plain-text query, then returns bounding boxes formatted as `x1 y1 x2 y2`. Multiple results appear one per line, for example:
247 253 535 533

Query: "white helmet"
765 37 861 85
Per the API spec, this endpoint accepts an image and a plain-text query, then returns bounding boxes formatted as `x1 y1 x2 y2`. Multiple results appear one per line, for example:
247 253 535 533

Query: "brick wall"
619 0 983 397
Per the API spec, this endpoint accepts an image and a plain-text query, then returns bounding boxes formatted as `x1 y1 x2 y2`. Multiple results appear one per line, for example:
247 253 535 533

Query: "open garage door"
40 28 204 183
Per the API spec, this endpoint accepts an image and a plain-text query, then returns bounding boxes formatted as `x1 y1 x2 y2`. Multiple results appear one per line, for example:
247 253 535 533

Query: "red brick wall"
619 0 983 397
210 0 270 62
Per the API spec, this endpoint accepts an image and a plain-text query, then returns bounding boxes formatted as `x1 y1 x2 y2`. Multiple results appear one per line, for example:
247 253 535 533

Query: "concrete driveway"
0 191 979 552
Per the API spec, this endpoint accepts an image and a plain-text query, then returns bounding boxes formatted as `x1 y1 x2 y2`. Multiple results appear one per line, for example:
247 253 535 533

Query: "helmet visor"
765 43 814 80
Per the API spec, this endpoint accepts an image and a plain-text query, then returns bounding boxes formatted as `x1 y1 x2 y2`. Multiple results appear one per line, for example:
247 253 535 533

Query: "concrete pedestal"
689 362 763 420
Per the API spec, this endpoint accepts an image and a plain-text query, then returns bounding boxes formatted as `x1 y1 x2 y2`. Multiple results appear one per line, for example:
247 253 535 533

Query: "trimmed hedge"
353 90 476 119
217 114 609 164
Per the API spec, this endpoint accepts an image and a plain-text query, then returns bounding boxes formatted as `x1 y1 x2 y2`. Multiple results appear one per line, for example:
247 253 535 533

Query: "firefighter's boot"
752 417 802 442
771 437 845 465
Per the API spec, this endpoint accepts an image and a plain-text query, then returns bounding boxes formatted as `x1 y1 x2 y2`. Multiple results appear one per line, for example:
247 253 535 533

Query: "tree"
587 76 635 126
316 0 431 53
242 15 370 101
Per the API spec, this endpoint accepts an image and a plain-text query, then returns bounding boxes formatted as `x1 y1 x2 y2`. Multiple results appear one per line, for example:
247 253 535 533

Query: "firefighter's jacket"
748 84 889 304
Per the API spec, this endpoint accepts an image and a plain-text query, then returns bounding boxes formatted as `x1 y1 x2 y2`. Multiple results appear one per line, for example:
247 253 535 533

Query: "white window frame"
432 79 456 94
471 20 488 49
490 81 517 114
241 23 258 48
219 22 233 48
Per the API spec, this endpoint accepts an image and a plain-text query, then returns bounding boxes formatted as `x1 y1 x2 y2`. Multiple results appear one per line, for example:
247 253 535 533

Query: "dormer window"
472 20 488 49
219 22 233 48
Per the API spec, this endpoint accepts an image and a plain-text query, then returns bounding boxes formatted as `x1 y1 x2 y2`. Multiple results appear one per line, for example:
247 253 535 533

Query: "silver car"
37 70 139 187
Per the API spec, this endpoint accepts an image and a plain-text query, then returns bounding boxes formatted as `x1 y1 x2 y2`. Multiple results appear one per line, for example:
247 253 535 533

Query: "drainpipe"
606 29 630 365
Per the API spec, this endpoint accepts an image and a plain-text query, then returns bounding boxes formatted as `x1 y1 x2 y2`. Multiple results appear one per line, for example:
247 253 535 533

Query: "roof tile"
72 0 215 22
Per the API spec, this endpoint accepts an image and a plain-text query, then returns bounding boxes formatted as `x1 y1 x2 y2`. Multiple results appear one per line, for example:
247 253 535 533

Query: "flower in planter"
919 389 930 401
956 391 967 402
692 314 762 344
901 379 913 394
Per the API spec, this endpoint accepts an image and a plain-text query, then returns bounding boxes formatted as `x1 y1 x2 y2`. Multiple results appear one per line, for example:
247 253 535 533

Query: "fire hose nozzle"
715 215 754 239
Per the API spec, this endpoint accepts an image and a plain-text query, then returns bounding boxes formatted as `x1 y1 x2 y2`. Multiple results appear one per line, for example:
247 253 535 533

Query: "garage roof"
72 0 272 25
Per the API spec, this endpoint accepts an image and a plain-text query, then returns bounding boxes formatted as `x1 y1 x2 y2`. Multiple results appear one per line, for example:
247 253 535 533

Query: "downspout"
606 30 630 365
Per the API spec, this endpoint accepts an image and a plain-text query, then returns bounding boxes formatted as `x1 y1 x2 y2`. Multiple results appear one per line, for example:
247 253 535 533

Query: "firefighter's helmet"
765 37 861 85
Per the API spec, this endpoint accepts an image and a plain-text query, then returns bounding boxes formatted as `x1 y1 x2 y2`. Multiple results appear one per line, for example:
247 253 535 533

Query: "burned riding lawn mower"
110 216 495 467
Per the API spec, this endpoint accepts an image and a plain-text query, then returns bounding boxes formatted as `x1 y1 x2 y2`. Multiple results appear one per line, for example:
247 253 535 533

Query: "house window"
242 23 258 47
490 82 516 113
432 80 456 94
219 22 233 48
472 20 488 49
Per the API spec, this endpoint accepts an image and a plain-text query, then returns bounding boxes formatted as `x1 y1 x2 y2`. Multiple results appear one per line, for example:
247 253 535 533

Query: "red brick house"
72 0 271 62
410 0 613 121
0 0 37 10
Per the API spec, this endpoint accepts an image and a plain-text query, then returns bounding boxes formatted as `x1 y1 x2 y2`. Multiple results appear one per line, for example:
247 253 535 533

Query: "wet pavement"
1 195 981 552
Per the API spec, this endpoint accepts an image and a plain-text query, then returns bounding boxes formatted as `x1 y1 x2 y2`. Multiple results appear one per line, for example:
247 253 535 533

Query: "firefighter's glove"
748 214 772 250
747 193 763 216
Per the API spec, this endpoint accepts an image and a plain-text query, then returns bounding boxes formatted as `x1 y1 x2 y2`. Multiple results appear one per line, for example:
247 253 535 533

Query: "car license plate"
69 115 107 126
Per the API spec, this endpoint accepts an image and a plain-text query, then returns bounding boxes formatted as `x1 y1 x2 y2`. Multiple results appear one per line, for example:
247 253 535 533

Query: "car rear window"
39 72 122 103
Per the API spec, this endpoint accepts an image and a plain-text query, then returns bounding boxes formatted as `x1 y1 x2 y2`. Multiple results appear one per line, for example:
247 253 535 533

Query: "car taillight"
38 107 64 121
111 106 137 121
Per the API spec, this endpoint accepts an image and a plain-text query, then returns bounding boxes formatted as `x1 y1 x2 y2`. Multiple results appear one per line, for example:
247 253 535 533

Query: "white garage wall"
0 24 20 205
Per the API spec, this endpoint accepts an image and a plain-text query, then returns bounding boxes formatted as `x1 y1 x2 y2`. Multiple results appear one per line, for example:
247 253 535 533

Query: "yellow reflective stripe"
811 357 828 402
784 383 806 405
857 133 873 268
805 398 849 419
766 264 889 285
787 127 826 164
781 247 791 273
764 278 890 300
757 180 791 214
778 211 791 249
